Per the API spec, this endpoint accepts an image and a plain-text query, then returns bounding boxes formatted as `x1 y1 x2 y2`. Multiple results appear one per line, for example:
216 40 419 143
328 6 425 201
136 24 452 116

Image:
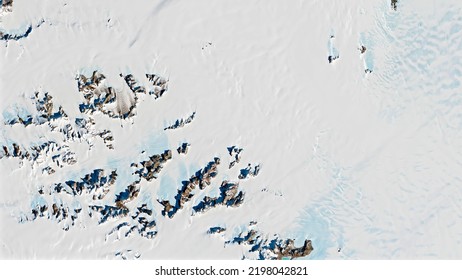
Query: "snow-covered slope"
1 0 462 259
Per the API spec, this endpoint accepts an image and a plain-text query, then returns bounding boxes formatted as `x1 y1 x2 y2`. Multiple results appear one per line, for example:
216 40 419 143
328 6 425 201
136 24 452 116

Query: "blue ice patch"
158 175 178 201
291 208 333 259
138 130 169 156
106 158 139 194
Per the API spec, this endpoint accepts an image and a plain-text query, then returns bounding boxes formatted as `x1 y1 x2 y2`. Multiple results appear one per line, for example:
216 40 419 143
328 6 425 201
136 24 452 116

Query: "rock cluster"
93 151 174 235
0 25 31 41
207 226 226 234
115 182 141 205
27 200 81 231
42 166 55 175
34 92 67 123
327 35 339 64
25 148 174 240
106 203 157 241
146 74 168 99
272 239 313 260
52 169 117 200
228 228 313 260
77 71 138 119
3 65 313 259
115 250 140 260
60 117 114 149
97 129 114 149
0 141 76 170
5 92 67 127
227 146 243 169
123 74 146 94
77 70 106 92
160 157 220 218
177 142 190 154
230 229 259 246
238 164 261 179
164 112 196 130
391 0 398 11
132 150 172 181
3 92 114 150
328 54 339 64
1 0 13 13
77 71 168 120
90 205 130 224
193 180 244 214
0 19 44 41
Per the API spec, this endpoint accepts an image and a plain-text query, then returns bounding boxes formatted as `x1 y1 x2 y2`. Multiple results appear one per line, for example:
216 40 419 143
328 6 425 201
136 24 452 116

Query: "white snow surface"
1 0 462 259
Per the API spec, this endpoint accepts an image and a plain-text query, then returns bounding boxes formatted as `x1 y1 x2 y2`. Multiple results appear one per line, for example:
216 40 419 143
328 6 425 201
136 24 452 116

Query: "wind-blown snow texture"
1 0 462 259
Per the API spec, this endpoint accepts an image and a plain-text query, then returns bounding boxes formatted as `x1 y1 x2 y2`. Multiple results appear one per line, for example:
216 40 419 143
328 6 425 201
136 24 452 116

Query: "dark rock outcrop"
208 226 226 234
227 146 243 169
89 205 129 224
227 229 313 260
1 0 13 13
238 163 261 179
42 166 55 175
4 92 67 127
115 250 141 260
52 169 117 200
272 239 314 260
0 19 44 41
328 55 339 63
164 112 196 130
97 129 114 149
3 92 113 150
115 182 141 205
34 92 67 123
146 74 168 99
30 201 81 231
77 71 138 119
106 203 157 240
132 150 172 181
193 180 244 214
327 35 339 64
177 143 190 154
160 157 220 218
0 141 76 169
123 74 146 94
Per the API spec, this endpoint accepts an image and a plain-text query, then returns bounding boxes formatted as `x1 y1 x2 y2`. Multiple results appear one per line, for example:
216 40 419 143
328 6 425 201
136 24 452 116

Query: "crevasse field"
1 0 462 259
